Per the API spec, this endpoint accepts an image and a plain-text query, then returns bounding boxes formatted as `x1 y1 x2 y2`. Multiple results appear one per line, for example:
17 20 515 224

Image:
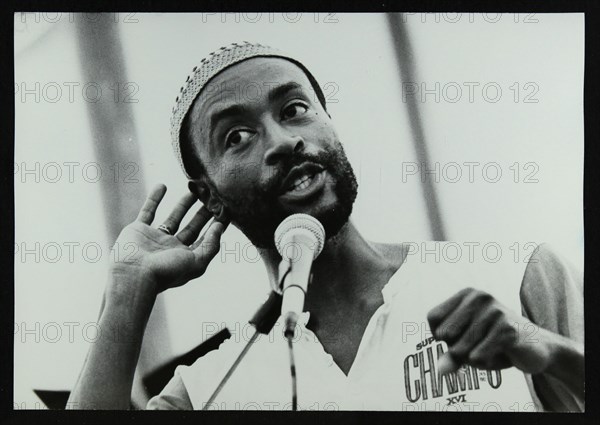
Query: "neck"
259 219 400 317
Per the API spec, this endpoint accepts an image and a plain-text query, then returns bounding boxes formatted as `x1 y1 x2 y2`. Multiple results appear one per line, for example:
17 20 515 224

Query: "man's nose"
263 124 305 166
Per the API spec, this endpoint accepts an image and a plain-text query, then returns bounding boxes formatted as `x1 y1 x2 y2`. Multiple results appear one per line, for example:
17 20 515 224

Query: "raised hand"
110 183 227 295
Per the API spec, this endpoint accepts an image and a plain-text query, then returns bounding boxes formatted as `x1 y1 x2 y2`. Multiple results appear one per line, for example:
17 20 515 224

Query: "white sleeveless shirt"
175 241 538 411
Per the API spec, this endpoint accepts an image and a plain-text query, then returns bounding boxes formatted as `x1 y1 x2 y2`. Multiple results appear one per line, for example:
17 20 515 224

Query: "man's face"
187 57 358 249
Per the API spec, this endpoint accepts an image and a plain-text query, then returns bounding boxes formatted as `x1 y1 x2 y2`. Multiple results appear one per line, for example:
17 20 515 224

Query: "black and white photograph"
13 11 586 412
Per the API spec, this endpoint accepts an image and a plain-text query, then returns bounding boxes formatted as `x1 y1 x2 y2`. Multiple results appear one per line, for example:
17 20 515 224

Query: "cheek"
212 159 263 196
311 118 339 146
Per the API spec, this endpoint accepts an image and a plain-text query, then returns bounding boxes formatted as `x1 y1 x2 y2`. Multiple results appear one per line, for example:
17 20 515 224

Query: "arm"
67 184 224 410
520 243 584 411
427 244 584 411
67 271 158 410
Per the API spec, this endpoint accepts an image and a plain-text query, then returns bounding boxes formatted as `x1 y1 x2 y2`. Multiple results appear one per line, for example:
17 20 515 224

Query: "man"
68 42 584 411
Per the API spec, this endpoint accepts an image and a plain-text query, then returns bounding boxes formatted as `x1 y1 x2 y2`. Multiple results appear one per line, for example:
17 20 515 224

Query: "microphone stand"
202 268 290 409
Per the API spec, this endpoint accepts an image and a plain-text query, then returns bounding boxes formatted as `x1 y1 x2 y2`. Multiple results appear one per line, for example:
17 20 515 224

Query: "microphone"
274 214 326 339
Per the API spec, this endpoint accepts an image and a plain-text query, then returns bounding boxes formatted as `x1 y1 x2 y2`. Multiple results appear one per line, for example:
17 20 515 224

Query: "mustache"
260 150 337 197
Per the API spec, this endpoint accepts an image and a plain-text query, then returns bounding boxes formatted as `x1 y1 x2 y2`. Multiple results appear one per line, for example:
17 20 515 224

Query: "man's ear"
188 181 229 222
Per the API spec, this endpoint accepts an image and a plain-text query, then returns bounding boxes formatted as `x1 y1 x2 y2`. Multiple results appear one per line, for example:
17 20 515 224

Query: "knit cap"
170 41 325 178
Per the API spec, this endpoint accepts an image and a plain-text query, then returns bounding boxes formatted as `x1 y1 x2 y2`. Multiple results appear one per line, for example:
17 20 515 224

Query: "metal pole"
75 13 170 408
386 13 447 241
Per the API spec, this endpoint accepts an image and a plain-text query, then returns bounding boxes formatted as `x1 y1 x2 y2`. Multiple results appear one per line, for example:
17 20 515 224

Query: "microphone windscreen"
274 214 326 259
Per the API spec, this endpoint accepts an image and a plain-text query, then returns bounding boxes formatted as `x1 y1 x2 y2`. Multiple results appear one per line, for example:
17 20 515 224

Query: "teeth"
294 179 311 191
289 173 314 191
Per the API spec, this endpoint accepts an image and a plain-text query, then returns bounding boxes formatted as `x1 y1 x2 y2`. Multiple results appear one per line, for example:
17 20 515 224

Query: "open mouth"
287 172 318 192
279 163 327 202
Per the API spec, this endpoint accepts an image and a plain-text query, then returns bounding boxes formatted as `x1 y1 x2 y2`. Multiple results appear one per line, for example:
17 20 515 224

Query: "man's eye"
225 130 253 149
281 102 309 120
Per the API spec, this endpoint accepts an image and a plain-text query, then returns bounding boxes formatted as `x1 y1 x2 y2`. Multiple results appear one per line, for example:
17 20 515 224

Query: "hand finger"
189 218 230 250
467 320 517 369
432 296 478 344
190 221 225 275
136 184 167 224
191 220 224 252
161 192 198 234
438 349 510 375
442 310 499 371
176 206 213 245
427 288 473 335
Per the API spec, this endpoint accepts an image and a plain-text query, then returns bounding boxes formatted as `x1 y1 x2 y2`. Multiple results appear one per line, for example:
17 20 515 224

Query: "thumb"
438 352 461 375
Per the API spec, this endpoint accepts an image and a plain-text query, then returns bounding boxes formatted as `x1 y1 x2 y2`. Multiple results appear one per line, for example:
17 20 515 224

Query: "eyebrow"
267 81 303 103
207 81 305 144
209 104 249 141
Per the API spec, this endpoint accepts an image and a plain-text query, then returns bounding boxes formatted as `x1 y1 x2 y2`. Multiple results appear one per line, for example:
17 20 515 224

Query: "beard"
213 140 358 250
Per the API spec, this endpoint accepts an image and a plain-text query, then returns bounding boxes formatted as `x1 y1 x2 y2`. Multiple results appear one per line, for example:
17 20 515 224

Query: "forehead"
189 57 314 126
